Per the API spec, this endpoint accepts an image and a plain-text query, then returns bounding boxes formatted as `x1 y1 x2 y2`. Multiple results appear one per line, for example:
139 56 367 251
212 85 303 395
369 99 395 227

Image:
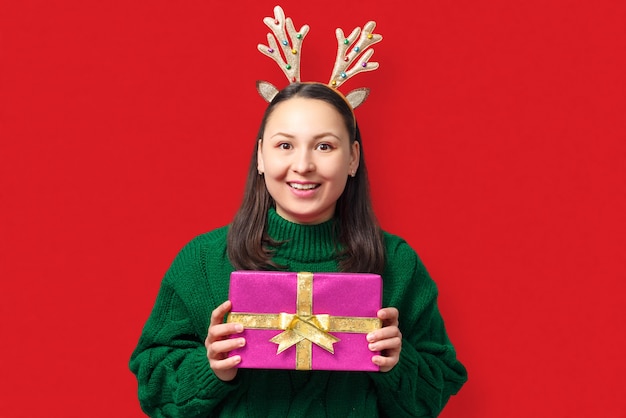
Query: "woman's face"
258 97 360 225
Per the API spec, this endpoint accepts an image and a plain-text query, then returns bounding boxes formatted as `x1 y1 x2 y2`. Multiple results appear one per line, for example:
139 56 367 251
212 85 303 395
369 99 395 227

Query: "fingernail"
368 343 376 351
366 333 375 342
235 324 243 332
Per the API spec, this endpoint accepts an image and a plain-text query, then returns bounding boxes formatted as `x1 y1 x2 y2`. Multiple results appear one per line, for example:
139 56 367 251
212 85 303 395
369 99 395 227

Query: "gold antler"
257 6 310 101
329 21 382 90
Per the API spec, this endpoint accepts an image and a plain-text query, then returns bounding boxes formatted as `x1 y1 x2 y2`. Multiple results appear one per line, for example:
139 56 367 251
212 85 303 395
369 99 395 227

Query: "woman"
130 83 467 417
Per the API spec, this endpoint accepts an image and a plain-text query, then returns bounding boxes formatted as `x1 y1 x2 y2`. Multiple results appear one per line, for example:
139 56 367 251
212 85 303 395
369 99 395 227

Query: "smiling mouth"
289 183 320 190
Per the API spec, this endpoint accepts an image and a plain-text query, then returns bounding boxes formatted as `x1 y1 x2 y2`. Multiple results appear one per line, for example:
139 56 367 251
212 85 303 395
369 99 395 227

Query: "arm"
369 237 468 417
129 242 239 417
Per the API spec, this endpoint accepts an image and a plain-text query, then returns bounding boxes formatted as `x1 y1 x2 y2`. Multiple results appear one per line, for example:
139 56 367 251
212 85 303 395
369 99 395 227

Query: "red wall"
1 0 625 416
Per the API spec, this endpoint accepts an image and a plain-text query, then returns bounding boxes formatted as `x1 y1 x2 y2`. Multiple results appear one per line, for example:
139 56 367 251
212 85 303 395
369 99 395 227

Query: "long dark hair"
227 83 385 274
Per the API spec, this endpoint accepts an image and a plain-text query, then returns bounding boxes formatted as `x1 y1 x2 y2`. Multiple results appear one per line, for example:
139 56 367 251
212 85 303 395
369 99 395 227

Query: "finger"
207 322 244 343
371 354 399 372
210 354 242 371
368 336 402 353
208 337 246 360
377 307 399 325
210 300 232 326
366 326 401 343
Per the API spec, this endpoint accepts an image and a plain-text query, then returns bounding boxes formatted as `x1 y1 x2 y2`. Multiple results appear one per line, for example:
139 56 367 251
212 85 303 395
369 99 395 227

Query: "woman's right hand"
205 300 245 382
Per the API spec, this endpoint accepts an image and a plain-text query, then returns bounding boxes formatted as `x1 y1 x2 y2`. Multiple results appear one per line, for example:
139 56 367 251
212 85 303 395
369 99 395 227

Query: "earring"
258 170 264 175
350 170 356 178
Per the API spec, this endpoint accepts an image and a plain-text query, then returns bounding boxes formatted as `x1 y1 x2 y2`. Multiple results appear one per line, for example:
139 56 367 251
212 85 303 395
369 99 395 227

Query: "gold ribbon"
227 272 382 370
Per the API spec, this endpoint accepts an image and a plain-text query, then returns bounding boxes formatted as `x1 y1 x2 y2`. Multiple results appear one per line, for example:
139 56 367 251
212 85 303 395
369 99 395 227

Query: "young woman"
130 83 467 417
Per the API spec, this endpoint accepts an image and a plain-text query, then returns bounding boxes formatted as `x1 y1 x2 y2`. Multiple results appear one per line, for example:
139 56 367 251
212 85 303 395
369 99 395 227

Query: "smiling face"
257 97 360 225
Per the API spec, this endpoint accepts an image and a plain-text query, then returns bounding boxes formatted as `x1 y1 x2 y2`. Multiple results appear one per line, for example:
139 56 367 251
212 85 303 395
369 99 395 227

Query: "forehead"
264 97 348 137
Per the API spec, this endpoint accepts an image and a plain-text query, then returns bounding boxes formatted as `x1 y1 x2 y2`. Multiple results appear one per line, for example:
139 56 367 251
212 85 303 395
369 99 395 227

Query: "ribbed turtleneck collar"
266 207 340 263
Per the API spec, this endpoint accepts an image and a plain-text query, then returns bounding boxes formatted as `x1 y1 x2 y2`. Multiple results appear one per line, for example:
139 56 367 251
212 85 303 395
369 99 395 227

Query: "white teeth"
290 183 318 190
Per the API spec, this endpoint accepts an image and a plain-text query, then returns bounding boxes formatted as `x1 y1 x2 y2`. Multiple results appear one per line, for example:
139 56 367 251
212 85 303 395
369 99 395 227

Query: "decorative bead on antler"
256 6 382 109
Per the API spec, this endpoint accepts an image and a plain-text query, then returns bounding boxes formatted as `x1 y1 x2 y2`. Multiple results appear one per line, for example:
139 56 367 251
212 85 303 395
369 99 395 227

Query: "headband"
256 5 383 109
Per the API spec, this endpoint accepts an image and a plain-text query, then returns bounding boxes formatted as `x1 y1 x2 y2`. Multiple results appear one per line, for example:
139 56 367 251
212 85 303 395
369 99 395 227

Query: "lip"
287 181 320 196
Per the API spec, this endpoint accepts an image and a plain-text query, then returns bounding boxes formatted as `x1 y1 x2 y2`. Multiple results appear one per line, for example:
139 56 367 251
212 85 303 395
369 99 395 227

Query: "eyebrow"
269 132 343 141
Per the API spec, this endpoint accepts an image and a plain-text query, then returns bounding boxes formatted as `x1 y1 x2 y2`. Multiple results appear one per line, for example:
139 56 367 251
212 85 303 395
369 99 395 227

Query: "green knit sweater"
129 209 467 417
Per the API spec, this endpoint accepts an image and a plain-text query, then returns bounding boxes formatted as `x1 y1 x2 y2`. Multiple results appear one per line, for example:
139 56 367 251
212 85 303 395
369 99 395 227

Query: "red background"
1 0 625 416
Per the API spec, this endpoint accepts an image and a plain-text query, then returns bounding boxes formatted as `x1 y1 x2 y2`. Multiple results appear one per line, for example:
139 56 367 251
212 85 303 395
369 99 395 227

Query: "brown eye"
316 143 333 152
278 143 292 150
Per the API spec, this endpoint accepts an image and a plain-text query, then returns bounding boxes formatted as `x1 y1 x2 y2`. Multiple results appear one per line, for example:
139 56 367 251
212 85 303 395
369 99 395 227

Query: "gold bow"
227 272 381 370
270 313 340 354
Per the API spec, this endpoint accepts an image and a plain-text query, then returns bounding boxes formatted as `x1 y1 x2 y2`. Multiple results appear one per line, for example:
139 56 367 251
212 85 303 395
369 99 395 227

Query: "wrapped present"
226 271 382 371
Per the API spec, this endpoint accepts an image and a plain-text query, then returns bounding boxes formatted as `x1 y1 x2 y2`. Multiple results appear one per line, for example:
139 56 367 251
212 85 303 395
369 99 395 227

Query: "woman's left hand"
367 307 402 372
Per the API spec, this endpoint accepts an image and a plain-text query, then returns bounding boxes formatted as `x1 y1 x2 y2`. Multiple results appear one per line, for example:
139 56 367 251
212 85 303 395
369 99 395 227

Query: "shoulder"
162 225 233 298
181 225 230 253
167 225 230 273
381 230 431 282
159 225 232 327
380 230 438 306
381 230 420 264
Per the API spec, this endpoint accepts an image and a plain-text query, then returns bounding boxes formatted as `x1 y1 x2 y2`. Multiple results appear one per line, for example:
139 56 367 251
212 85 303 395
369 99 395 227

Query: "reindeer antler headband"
256 5 383 109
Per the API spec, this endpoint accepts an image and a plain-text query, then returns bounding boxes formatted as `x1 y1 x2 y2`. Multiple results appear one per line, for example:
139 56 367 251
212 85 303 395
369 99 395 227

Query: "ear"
257 139 265 173
256 80 279 103
345 87 370 109
350 140 360 173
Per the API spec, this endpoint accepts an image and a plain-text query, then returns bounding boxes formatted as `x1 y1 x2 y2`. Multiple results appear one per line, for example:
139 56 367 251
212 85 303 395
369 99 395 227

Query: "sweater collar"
266 207 339 263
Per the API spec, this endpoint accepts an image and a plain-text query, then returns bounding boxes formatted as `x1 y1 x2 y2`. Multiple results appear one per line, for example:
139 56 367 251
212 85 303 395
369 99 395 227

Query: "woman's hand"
205 300 245 382
367 307 402 372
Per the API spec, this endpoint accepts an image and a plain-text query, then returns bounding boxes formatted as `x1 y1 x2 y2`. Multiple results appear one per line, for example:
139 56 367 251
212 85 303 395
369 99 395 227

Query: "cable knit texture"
130 208 467 417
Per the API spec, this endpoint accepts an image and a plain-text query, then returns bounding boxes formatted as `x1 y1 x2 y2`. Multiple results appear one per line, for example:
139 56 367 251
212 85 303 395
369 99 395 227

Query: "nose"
292 148 315 174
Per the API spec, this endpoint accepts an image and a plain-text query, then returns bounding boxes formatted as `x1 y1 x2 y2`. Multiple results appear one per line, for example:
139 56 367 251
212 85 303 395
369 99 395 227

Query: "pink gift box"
227 271 382 371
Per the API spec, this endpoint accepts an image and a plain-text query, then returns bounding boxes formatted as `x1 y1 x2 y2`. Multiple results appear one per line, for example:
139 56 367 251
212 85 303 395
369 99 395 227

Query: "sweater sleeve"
129 239 239 417
369 236 468 417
